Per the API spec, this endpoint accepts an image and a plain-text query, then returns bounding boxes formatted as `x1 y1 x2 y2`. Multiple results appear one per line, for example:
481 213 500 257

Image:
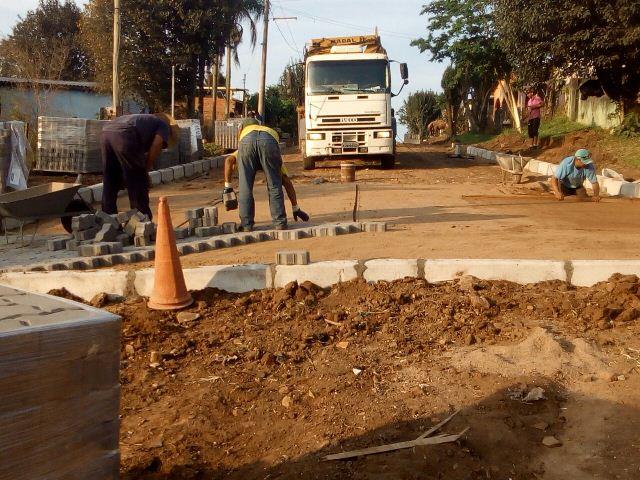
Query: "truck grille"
320 116 377 125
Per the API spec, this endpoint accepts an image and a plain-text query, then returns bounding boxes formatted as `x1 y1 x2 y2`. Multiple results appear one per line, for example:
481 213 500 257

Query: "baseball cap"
575 148 593 165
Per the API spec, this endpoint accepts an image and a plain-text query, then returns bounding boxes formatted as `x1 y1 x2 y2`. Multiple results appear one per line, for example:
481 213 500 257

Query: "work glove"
293 207 310 222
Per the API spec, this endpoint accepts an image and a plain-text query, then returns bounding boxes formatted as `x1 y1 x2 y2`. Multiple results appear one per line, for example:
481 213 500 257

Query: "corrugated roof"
0 77 98 89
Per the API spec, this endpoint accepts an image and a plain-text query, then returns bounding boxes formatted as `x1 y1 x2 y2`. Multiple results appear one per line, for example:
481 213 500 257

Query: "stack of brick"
186 206 225 237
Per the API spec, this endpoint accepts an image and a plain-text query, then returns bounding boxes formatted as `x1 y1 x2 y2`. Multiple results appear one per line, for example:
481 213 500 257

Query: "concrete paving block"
423 259 567 285
72 214 96 232
78 243 111 257
134 236 154 247
116 233 132 247
74 225 99 241
160 168 174 183
362 222 388 233
274 260 359 288
95 211 120 229
103 242 123 254
120 251 144 263
45 262 70 271
570 260 640 287
77 187 93 205
47 237 69 252
124 213 149 236
195 226 223 237
0 271 130 300
312 225 339 237
186 207 205 220
336 222 362 234
203 207 218 226
183 163 195 177
222 222 237 234
149 171 162 186
135 264 273 296
603 178 624 196
89 183 103 203
174 227 190 240
95 223 120 243
364 259 419 282
277 250 310 266
171 165 185 179
193 162 203 175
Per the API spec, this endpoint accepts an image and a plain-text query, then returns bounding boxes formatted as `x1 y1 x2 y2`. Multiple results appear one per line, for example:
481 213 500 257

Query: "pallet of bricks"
0 121 29 193
176 119 204 164
36 117 108 173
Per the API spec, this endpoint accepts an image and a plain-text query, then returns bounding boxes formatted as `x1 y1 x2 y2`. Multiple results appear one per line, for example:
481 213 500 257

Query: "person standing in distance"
526 89 544 149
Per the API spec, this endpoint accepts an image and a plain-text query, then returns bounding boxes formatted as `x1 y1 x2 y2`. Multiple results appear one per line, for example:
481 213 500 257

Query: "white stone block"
183 163 195 177
525 158 539 173
170 165 185 179
424 259 567 285
0 271 130 301
193 162 203 175
274 260 359 288
620 182 640 198
160 168 174 183
90 183 103 203
148 171 162 186
77 187 93 205
570 260 640 287
134 264 272 296
364 259 419 282
602 178 624 196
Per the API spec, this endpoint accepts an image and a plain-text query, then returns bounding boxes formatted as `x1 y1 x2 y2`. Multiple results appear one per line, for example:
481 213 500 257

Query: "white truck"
300 35 408 170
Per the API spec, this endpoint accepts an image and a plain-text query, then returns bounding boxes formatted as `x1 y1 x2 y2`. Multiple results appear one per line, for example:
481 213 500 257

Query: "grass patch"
538 116 592 140
455 132 499 144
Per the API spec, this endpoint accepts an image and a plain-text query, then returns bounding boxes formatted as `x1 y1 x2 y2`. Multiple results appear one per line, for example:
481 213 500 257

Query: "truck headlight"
374 131 392 139
307 133 325 140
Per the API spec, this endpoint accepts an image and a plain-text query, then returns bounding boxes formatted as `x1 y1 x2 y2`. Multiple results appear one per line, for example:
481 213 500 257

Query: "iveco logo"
340 118 358 123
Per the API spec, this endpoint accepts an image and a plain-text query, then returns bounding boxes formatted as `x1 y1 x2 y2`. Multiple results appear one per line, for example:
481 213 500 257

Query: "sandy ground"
7 143 640 272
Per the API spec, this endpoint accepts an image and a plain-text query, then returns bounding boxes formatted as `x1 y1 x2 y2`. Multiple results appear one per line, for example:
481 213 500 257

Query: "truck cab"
300 35 408 170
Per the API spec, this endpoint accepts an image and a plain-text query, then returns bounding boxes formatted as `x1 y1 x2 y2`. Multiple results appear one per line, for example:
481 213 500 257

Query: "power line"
272 13 302 55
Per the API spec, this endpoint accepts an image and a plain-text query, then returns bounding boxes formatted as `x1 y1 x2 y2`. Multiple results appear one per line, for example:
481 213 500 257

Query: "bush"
613 113 640 139
203 143 226 157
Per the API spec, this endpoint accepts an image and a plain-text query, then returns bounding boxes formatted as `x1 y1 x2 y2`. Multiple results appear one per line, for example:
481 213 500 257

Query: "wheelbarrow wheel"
60 199 93 233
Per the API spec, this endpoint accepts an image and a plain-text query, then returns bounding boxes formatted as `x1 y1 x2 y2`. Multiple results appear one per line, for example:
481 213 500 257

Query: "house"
0 77 142 123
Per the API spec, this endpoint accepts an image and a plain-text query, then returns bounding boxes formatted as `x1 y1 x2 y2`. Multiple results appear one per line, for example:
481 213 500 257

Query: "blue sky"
1 0 447 129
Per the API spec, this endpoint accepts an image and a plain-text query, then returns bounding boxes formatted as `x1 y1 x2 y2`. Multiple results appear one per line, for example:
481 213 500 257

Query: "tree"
0 0 89 81
494 0 640 112
80 0 262 114
441 66 465 137
412 0 512 132
279 59 305 107
248 86 296 136
398 90 443 140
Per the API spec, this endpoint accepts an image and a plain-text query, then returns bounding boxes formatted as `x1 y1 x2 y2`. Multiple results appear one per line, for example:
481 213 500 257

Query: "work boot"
239 225 254 233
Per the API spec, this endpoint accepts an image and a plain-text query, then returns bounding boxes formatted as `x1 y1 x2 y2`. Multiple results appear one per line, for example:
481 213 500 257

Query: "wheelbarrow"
495 153 529 184
0 182 94 245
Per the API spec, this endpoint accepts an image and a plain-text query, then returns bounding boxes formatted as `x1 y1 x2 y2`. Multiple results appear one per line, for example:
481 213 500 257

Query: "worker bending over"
101 113 177 219
223 119 288 231
551 149 601 202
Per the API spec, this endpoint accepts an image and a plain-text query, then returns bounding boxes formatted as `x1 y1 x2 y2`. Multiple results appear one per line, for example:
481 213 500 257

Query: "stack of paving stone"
36 117 108 173
185 206 225 237
176 119 203 164
155 144 180 169
48 210 157 256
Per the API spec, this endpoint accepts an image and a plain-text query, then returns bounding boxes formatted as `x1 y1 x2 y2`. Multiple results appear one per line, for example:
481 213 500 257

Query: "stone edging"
465 146 640 198
2 258 639 301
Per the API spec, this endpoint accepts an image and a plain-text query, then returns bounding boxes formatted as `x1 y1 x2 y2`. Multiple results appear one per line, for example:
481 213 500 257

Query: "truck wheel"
303 155 316 170
381 154 396 170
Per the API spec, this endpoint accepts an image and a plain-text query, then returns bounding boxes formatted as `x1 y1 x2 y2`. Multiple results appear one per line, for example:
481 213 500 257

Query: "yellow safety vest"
238 125 280 143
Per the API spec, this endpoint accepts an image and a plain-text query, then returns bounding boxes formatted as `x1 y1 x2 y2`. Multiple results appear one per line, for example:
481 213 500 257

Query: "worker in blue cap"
551 148 600 202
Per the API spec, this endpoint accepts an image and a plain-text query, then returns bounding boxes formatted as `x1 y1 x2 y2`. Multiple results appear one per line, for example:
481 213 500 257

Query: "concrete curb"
4 257 640 301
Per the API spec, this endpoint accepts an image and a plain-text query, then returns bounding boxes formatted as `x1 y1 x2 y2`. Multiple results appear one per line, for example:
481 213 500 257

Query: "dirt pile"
48 274 639 479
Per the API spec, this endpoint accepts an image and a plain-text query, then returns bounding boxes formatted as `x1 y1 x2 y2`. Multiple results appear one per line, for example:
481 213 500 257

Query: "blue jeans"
237 131 287 229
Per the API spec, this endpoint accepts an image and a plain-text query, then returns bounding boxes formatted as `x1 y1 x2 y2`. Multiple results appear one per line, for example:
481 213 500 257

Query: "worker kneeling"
226 119 289 231
550 149 600 202
101 113 177 219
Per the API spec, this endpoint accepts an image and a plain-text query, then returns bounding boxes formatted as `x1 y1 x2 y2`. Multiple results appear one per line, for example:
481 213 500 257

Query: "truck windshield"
308 60 389 95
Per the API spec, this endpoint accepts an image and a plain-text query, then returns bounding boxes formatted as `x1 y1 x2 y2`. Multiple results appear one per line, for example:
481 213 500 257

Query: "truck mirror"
400 63 409 80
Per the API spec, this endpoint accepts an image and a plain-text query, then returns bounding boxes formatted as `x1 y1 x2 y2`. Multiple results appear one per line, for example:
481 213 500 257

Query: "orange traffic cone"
147 197 193 310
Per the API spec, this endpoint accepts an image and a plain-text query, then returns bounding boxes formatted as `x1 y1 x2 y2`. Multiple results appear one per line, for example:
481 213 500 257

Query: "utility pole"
112 0 121 115
211 54 219 142
225 42 232 119
171 65 175 118
257 0 270 118
243 74 247 117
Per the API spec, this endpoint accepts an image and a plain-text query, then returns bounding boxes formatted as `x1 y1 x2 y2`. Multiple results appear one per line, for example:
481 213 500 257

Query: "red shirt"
527 95 543 120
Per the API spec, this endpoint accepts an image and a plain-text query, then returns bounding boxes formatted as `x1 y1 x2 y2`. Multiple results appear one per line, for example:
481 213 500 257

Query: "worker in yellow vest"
223 119 293 231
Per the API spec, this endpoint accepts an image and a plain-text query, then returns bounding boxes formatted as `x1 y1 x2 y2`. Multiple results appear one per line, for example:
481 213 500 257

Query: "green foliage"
0 0 89 81
412 0 510 132
613 113 640 139
203 142 226 157
441 66 465 136
279 59 305 107
455 131 498 144
247 86 297 137
493 0 640 106
537 116 593 140
80 0 263 112
398 90 444 140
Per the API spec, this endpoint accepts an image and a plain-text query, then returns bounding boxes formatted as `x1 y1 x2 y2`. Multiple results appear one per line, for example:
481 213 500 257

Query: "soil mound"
451 327 612 378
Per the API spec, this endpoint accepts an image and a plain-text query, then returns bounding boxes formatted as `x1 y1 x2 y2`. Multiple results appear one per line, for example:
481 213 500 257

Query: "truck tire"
381 154 396 170
303 154 316 170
